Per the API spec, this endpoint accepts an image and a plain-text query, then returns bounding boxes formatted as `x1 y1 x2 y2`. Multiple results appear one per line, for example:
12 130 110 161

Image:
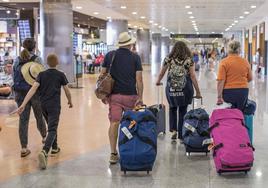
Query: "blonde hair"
47 54 59 67
20 49 31 61
228 40 241 54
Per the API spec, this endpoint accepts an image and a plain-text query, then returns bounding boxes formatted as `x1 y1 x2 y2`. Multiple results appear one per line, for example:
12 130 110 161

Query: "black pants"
41 103 61 153
223 88 249 111
169 106 188 139
15 91 47 148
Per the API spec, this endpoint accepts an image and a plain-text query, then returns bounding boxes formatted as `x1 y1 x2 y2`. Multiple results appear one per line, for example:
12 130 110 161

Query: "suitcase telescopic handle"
157 83 164 106
192 96 203 110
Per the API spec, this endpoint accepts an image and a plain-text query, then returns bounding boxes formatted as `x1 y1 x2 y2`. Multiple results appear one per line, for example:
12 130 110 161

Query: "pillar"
40 0 74 82
152 33 162 63
106 19 128 47
161 36 171 61
136 29 150 64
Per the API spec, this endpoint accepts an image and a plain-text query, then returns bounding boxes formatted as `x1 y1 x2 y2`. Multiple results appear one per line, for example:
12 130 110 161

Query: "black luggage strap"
119 133 157 153
247 143 255 151
208 122 219 133
213 143 223 157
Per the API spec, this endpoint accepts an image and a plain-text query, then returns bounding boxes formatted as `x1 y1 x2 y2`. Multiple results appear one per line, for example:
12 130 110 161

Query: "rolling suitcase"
244 115 253 144
148 85 166 135
182 97 210 155
209 109 254 175
119 108 157 174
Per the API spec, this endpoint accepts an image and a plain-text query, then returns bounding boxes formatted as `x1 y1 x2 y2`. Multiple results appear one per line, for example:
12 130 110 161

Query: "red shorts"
109 94 138 122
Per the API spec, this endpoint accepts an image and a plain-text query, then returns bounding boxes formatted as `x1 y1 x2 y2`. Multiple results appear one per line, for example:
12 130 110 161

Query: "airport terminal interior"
1 0 268 187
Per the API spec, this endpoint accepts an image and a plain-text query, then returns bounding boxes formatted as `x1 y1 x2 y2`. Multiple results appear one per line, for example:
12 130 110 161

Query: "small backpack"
168 59 188 90
13 55 37 92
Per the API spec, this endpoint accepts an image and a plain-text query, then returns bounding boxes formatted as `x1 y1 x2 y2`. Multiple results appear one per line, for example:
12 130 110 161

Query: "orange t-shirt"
217 54 251 89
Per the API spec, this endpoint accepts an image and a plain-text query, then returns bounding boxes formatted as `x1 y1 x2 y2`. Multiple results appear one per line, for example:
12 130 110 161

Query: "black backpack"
13 55 38 92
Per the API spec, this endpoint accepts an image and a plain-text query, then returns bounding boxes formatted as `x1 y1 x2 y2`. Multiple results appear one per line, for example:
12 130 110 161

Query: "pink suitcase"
209 109 254 175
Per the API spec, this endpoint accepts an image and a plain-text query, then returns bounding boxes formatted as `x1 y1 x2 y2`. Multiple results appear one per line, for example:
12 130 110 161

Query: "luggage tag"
121 127 133 140
208 142 216 151
202 138 213 146
184 123 196 132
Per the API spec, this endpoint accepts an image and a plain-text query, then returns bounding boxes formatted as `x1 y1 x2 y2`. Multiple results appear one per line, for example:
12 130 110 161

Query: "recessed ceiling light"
165 29 168 31
244 11 250 14
154 23 158 26
134 25 138 28
76 6 82 9
232 23 235 26
140 16 146 19
212 32 215 34
239 16 244 19
149 20 153 23
221 32 224 34
229 25 233 28
189 16 195 19
15 12 19 16
6 10 10 14
132 12 137 15
187 11 193 14
191 20 196 23
225 28 230 31
77 24 80 27
128 24 131 26
3 0 10 2
158 26 162 28
196 32 199 34
234 20 238 23
139 27 143 30
185 5 191 9
251 5 257 9
192 23 196 25
93 12 99 15
120 6 127 9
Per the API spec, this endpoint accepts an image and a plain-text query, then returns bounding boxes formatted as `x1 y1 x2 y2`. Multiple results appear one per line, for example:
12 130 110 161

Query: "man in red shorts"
101 32 144 164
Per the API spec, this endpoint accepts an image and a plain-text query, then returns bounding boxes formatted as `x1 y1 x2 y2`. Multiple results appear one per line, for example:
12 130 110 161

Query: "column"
136 29 150 64
40 0 74 82
106 19 128 47
161 36 171 61
152 33 162 63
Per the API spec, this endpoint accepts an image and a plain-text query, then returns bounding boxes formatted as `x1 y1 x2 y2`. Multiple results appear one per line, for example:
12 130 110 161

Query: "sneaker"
51 147 61 155
171 131 177 140
38 150 48 170
21 148 31 158
109 153 119 165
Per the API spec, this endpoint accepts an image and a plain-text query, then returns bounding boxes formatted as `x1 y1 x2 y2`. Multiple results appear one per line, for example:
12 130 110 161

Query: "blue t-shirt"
102 48 143 95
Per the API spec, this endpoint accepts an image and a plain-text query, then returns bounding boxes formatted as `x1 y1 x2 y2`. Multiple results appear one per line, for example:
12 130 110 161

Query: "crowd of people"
0 32 255 170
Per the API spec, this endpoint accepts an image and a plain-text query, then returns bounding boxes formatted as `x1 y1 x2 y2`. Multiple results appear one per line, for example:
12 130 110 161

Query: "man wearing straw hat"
13 38 47 158
101 32 144 164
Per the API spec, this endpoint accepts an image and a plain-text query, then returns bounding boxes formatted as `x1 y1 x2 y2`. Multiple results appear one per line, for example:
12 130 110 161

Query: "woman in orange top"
217 41 253 111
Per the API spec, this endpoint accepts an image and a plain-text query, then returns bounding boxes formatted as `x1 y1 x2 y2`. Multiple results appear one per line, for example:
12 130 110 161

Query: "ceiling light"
106 16 111 19
132 12 137 15
77 24 80 27
139 27 143 30
187 11 193 14
189 16 195 19
128 24 131 26
225 28 230 31
191 20 196 23
251 5 257 9
162 28 165 30
140 16 146 19
158 26 162 28
244 11 250 14
15 12 19 16
221 32 224 34
232 23 235 26
3 0 10 1
185 5 191 9
229 25 233 28
165 29 168 31
234 20 238 23
6 10 10 14
154 23 158 26
93 12 99 15
120 6 127 9
212 32 215 34
134 25 138 28
240 16 244 19
196 32 199 34
149 20 153 23
76 6 82 9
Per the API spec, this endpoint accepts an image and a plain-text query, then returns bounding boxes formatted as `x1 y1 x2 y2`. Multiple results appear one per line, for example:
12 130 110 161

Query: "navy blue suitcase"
119 108 157 174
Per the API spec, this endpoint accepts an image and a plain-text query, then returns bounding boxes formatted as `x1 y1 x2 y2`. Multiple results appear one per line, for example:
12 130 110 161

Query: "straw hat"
21 62 45 85
116 32 136 47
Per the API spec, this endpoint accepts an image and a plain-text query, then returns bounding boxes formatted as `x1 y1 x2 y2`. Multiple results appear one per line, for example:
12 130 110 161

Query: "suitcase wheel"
147 170 150 175
124 171 126 175
245 171 248 175
217 170 222 175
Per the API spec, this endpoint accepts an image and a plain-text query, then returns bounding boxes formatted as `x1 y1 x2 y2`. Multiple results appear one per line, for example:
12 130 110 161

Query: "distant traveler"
15 54 73 169
101 32 143 164
13 38 47 158
0 62 13 97
156 41 202 142
256 48 262 74
217 41 253 111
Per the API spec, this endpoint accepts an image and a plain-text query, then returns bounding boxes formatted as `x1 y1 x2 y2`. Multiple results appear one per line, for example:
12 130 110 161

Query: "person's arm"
63 85 73 108
217 80 225 104
189 65 201 98
248 66 253 82
136 71 143 105
16 82 40 114
156 65 168 85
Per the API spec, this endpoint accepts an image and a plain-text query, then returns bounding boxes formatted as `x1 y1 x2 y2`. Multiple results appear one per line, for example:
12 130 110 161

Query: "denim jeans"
223 88 249 111
41 103 61 153
15 91 47 148
169 105 188 139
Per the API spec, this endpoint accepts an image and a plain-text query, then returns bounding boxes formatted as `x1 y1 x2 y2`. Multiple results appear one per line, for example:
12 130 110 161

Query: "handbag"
95 52 116 100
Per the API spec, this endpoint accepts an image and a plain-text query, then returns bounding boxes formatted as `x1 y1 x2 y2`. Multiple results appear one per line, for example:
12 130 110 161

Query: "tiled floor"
0 63 267 188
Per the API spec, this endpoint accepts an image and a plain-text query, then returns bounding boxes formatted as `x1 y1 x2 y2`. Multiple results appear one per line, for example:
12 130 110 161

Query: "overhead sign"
170 34 223 39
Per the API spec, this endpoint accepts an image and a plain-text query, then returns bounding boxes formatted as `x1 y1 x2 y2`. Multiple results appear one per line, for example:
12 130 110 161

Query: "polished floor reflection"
0 63 268 188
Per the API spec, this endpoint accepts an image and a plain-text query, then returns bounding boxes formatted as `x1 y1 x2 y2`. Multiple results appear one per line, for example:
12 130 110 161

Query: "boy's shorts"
109 94 138 122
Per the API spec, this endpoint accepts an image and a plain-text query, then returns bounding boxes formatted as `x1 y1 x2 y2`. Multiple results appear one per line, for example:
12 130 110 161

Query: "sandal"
21 149 31 158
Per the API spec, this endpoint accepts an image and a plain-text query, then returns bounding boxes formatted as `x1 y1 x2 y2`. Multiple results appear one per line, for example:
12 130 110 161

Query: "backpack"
13 55 37 92
167 59 188 90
